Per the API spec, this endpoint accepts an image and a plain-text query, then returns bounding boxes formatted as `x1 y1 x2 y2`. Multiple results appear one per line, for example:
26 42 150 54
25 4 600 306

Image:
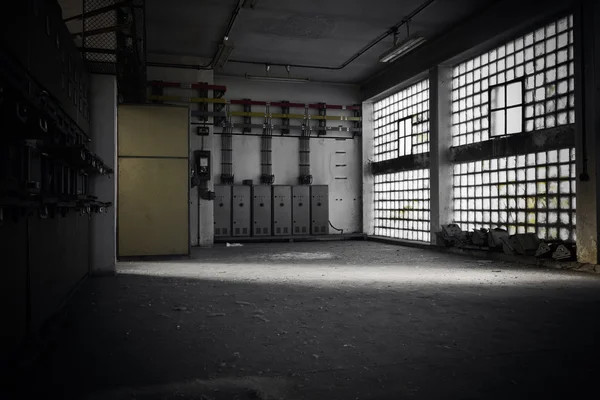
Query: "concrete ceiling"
146 0 498 83
58 0 499 84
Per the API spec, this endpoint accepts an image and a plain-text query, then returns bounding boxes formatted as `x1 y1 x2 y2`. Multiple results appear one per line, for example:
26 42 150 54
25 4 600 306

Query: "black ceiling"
146 0 498 83
58 0 499 84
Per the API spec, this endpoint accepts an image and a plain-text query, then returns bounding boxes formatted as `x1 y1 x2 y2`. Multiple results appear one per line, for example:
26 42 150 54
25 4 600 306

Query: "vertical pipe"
299 105 311 184
221 103 233 184
260 104 273 183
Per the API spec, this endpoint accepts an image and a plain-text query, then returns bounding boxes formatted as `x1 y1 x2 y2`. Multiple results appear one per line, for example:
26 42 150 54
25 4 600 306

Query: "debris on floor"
436 224 577 262
226 243 243 247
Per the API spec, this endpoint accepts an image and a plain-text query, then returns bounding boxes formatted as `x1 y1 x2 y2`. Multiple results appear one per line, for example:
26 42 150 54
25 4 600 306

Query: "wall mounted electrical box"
232 185 251 236
252 185 272 236
194 150 211 181
214 185 232 237
311 185 329 235
272 185 292 236
292 185 310 235
197 126 210 136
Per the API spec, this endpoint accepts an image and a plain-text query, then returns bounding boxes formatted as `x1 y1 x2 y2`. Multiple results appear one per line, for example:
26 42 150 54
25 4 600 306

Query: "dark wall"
0 216 27 365
0 212 90 366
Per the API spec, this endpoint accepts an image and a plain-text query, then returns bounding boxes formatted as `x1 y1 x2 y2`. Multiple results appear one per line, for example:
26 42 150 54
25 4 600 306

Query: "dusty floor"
9 241 600 399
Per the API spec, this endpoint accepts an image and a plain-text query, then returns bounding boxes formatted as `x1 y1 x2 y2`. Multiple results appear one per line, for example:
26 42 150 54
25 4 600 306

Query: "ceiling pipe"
228 0 436 71
147 0 436 71
147 0 244 70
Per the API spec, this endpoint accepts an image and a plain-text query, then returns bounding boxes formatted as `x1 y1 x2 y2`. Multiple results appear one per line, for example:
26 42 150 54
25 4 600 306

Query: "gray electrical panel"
252 186 272 236
214 185 232 237
292 186 310 235
272 185 292 236
232 185 251 236
311 185 329 235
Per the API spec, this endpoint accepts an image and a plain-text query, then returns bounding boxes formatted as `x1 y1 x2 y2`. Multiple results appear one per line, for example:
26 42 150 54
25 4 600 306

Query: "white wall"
146 55 215 247
214 76 362 234
89 74 117 274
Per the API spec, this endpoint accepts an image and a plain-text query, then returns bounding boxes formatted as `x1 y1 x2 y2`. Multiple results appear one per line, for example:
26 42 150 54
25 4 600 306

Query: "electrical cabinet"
0 0 30 70
292 185 310 235
0 0 89 135
272 185 291 236
232 185 251 237
311 185 329 235
214 185 232 237
252 185 271 236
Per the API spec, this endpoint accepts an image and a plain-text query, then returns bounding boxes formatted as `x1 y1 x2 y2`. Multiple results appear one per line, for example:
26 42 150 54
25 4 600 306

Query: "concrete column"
429 66 454 245
89 74 117 275
574 1 600 264
362 102 375 235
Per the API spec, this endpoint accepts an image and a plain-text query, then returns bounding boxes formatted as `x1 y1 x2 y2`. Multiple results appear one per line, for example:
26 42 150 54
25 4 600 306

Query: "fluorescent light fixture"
379 35 426 63
245 74 309 83
214 41 234 70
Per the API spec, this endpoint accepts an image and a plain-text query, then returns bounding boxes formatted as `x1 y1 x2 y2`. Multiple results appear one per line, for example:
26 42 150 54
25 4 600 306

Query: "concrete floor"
9 241 600 399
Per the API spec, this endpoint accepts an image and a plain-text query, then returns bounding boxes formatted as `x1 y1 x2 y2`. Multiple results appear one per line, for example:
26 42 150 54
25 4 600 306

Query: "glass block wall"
372 79 431 242
451 15 574 146
374 170 431 242
373 80 430 162
453 149 576 241
451 15 576 242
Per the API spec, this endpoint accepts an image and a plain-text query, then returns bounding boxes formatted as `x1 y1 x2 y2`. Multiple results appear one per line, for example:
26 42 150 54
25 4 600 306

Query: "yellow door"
117 105 189 257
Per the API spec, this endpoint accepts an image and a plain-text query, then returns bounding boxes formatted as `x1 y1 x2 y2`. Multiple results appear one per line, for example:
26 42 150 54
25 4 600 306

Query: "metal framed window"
451 15 574 146
453 148 576 242
489 79 524 137
374 169 431 242
373 79 430 163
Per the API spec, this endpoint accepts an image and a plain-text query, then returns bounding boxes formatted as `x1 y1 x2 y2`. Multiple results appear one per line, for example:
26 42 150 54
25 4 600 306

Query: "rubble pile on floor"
436 224 576 261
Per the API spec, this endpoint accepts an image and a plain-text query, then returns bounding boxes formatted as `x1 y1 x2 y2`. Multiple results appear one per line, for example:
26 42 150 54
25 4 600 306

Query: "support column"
89 74 117 275
362 102 375 235
429 66 453 245
574 1 600 264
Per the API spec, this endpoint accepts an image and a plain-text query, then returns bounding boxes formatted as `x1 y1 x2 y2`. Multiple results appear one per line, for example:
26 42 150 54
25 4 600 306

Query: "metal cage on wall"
80 0 146 102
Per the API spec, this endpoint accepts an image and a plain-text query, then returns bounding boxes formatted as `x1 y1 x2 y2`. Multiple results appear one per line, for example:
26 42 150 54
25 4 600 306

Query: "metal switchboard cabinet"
232 185 251 237
272 185 292 236
252 185 272 236
292 185 310 235
214 185 232 237
117 105 190 257
311 185 329 235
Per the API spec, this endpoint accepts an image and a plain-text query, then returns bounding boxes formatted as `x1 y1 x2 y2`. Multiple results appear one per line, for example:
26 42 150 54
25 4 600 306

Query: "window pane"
491 110 506 136
507 81 523 107
491 86 505 109
507 106 523 134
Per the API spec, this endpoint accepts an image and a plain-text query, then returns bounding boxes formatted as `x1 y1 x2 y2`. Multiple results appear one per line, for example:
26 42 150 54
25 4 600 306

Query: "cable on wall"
260 103 274 184
220 103 234 184
298 104 312 185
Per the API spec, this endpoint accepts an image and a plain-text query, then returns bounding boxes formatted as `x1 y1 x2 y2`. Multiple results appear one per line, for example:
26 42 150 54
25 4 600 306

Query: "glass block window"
374 169 431 242
373 79 430 162
451 15 574 147
453 148 576 242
